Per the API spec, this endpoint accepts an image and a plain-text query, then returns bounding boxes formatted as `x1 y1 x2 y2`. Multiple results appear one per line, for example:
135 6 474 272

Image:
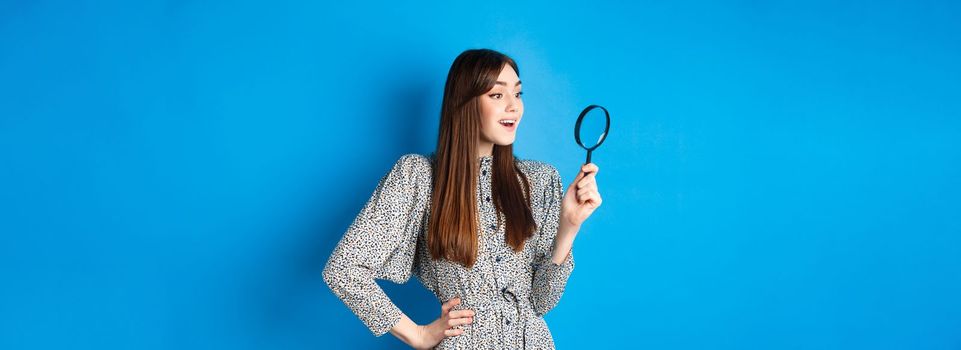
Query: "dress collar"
478 156 494 177
479 155 493 167
425 153 493 166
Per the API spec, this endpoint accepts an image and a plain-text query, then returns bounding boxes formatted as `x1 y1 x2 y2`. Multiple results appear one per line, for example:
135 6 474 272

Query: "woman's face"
478 64 523 154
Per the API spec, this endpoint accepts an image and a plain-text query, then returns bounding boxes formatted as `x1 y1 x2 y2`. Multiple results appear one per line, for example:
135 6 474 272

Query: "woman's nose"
506 95 520 112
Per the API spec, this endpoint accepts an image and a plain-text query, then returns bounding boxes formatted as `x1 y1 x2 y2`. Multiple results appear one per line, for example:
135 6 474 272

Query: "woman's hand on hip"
411 297 474 349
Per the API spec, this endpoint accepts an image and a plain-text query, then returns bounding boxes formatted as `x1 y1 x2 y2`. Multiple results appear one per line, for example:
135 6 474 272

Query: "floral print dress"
323 153 574 349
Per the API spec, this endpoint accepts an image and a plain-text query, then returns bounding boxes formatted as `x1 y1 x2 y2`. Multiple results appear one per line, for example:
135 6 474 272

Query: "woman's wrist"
559 220 580 239
390 314 433 349
421 319 445 346
390 298 471 349
551 222 580 264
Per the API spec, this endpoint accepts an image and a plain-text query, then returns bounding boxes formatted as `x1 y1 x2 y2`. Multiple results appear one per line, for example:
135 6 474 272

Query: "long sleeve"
322 154 427 336
530 164 575 317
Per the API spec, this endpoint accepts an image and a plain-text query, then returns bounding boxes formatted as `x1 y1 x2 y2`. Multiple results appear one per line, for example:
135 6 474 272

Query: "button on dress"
323 153 575 349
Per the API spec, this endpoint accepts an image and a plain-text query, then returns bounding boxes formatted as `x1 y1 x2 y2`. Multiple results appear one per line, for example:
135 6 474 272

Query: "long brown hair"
427 49 537 268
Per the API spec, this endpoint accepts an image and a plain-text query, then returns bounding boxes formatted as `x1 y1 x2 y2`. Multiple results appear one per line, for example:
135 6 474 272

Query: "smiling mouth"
498 119 517 128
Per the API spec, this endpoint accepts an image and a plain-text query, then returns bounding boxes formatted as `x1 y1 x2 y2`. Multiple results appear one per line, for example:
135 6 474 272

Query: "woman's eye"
489 93 503 99
515 91 523 98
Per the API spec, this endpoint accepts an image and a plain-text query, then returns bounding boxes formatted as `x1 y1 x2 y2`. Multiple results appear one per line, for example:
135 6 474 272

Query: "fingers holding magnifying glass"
583 163 599 174
563 163 603 227
568 163 602 206
578 165 601 208
571 163 599 179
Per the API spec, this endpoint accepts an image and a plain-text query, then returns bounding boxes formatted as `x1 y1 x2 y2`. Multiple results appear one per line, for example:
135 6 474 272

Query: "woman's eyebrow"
494 80 522 86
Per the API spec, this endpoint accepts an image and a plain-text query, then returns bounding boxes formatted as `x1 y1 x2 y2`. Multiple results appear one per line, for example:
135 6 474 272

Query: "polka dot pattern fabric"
324 153 574 349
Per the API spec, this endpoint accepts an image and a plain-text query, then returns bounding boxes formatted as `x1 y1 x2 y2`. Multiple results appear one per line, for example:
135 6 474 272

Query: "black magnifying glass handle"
584 150 595 177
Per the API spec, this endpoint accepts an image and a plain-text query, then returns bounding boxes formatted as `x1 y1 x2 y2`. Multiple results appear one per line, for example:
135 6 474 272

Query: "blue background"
2 1 960 349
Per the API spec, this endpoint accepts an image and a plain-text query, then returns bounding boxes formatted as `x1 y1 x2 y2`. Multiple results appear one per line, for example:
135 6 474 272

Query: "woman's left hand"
560 163 602 229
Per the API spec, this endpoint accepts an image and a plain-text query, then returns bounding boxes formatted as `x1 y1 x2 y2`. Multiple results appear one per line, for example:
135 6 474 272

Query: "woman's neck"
477 141 493 158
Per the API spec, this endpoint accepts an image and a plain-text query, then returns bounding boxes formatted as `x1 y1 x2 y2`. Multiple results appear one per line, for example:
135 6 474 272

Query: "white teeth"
499 119 516 125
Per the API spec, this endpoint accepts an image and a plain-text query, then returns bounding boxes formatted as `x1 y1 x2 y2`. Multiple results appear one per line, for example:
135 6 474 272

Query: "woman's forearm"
389 298 470 349
390 313 425 349
551 222 580 264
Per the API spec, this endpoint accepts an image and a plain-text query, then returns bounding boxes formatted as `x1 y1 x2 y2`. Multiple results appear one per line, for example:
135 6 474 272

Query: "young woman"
323 49 602 349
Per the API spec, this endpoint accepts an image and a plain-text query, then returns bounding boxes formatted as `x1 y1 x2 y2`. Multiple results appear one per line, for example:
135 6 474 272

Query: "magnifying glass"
574 104 611 172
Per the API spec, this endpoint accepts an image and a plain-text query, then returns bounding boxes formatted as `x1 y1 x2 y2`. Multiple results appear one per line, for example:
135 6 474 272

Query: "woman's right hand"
411 297 474 349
